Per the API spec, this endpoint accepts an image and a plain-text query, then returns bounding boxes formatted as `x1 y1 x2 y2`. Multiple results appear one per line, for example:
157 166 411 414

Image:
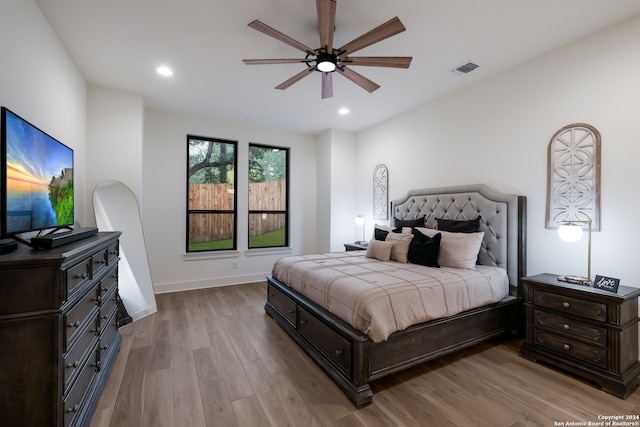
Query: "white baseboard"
153 272 269 294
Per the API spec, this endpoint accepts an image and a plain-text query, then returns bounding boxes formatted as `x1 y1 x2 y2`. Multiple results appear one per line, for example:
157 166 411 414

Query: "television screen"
1 107 74 236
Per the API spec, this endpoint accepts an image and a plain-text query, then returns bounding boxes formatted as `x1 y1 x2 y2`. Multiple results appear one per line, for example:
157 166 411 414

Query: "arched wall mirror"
93 180 157 321
546 123 601 231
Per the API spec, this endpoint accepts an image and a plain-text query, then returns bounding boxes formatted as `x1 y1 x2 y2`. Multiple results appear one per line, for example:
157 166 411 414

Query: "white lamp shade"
355 215 365 226
558 224 584 242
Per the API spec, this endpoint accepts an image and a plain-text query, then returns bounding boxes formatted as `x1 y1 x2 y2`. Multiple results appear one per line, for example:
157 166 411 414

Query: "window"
248 144 289 248
187 135 237 252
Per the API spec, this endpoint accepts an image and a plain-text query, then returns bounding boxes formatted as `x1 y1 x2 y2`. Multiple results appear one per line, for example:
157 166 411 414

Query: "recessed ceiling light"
338 107 350 115
156 66 173 77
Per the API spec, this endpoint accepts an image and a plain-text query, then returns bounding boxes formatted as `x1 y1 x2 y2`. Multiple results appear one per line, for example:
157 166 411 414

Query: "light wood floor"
91 282 640 427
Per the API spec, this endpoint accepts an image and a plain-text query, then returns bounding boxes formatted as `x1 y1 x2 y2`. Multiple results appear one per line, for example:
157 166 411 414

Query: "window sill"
245 247 292 257
183 250 239 261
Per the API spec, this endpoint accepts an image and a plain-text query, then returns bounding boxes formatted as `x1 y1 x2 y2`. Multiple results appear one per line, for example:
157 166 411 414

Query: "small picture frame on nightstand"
593 275 620 293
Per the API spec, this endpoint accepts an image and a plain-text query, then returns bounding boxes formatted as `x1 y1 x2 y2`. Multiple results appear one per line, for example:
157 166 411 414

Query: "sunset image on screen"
4 109 74 234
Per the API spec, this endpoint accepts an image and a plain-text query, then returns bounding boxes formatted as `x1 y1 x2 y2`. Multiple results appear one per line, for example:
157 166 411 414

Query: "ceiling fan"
243 0 412 99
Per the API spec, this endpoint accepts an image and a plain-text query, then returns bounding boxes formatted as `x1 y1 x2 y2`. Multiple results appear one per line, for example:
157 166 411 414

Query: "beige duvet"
272 251 509 342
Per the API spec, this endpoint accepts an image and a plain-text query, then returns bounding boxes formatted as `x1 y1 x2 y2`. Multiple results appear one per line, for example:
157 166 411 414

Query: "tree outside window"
248 144 289 248
187 135 237 252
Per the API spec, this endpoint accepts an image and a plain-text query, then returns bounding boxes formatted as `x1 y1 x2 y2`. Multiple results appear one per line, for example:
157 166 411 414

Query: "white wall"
0 0 88 225
143 108 318 293
86 85 145 216
356 13 640 286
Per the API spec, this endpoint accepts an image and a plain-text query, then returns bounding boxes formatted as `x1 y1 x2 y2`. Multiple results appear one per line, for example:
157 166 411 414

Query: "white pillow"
365 239 395 262
384 232 414 263
416 227 484 270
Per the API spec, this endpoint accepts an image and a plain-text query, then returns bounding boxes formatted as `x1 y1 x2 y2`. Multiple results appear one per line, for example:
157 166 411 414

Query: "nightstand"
344 242 368 251
521 273 640 398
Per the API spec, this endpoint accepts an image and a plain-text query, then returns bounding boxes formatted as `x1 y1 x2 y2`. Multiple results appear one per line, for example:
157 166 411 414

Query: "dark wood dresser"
521 273 640 398
0 231 122 427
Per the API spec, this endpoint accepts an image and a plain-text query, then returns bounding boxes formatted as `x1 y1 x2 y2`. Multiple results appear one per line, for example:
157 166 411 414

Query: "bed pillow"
373 224 394 241
365 239 395 262
394 216 425 228
407 229 441 267
436 216 481 233
384 232 414 263
416 227 484 269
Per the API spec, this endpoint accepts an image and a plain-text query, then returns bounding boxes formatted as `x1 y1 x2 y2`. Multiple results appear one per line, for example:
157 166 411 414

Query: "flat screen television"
1 107 74 238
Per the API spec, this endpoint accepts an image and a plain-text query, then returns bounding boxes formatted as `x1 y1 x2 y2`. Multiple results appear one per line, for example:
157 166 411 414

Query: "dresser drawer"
64 283 99 351
63 349 97 427
64 321 99 392
298 307 352 376
533 290 606 322
99 310 119 370
100 285 118 326
534 310 607 345
267 284 297 325
534 329 607 369
92 249 109 278
106 241 119 264
99 265 118 298
66 258 92 299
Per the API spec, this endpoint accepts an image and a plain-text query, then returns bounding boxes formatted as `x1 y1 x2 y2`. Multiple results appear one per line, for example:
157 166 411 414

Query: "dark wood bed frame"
265 184 527 407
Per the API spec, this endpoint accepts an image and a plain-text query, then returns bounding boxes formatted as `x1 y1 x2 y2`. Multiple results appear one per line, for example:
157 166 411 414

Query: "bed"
265 184 526 407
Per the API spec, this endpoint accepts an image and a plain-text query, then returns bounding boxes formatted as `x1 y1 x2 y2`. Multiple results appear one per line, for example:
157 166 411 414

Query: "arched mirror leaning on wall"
546 123 601 231
93 180 157 321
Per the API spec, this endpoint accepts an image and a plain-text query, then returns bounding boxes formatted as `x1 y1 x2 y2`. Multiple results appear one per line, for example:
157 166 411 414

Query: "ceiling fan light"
317 60 336 72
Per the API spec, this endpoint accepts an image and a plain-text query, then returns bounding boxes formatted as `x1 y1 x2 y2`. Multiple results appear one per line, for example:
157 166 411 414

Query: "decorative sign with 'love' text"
593 275 620 293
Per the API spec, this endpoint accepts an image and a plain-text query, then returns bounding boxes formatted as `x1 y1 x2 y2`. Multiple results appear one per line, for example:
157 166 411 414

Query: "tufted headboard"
391 184 526 296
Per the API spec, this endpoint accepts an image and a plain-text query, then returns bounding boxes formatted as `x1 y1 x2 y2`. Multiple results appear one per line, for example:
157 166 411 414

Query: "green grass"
188 228 285 252
249 227 285 248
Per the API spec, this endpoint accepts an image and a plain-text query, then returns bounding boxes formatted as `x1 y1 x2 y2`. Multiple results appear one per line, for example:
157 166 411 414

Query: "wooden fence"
188 179 286 242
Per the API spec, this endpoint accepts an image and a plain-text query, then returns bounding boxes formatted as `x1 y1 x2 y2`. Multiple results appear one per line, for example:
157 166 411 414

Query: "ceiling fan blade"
342 56 412 68
316 0 336 51
248 20 316 55
338 17 406 56
336 67 380 93
275 68 315 90
321 72 333 99
243 58 313 65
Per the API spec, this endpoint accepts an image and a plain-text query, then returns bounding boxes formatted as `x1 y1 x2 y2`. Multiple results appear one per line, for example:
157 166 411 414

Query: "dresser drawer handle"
67 320 80 328
268 293 274 298
335 350 343 356
66 361 80 369
300 320 307 325
563 323 570 330
287 309 295 314
66 404 80 413
97 259 107 264
563 343 570 351
75 272 89 280
562 302 570 308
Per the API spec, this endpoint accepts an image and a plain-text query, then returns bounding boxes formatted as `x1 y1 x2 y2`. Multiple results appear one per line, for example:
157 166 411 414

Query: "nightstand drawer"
534 310 607 345
533 290 606 322
534 329 606 368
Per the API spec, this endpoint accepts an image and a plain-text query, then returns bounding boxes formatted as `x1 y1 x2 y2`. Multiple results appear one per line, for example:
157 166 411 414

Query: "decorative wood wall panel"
546 123 601 231
373 164 388 220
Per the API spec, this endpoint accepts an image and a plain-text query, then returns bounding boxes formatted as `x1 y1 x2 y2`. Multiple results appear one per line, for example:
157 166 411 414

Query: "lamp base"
558 275 592 286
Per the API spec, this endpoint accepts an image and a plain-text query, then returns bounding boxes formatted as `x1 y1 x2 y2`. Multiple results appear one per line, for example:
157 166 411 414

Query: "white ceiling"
36 0 640 134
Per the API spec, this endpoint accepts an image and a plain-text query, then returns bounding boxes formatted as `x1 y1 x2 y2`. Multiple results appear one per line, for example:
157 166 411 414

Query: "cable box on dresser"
0 231 122 427
521 273 640 399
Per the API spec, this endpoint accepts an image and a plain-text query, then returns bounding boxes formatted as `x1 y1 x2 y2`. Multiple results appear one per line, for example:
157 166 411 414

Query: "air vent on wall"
450 61 479 75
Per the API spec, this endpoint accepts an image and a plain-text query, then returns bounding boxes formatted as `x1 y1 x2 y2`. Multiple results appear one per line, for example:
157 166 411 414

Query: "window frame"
186 134 238 252
248 143 290 249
